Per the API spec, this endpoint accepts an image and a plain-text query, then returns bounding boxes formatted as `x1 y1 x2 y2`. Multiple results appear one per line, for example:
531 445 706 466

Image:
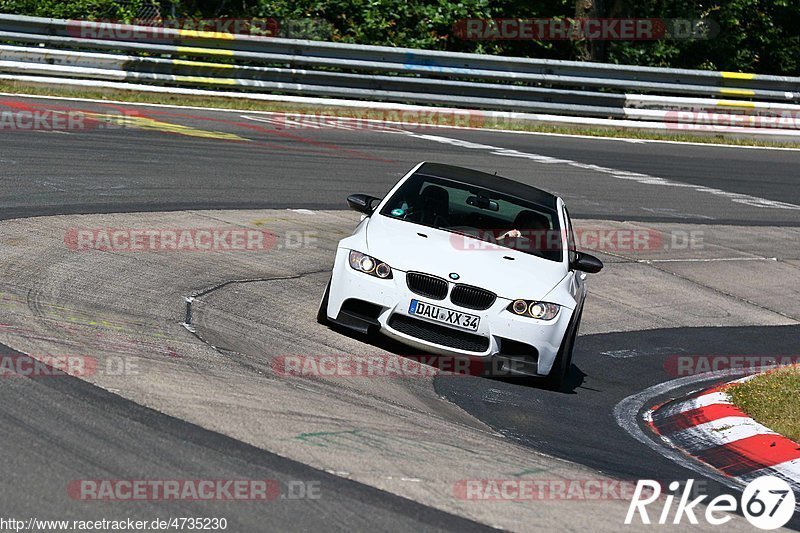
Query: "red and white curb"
646 375 800 494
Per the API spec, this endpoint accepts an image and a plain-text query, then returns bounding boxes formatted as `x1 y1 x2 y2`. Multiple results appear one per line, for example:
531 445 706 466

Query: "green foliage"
251 0 498 50
0 0 141 20
1 0 798 74
605 1 800 75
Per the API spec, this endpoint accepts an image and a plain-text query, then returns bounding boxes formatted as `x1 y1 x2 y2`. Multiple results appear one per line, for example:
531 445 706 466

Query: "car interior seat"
418 185 450 227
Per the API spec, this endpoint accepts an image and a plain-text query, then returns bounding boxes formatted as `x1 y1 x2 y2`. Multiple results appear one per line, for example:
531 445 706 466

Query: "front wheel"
316 278 332 325
542 309 581 391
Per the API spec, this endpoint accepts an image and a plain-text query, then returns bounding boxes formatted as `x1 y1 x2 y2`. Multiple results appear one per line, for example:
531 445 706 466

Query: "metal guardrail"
0 13 799 132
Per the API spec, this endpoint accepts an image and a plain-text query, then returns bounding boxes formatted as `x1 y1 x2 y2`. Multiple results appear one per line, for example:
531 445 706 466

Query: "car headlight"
507 299 560 320
349 250 393 279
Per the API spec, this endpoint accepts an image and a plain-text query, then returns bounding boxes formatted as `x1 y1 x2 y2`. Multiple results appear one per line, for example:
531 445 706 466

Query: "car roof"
413 162 559 209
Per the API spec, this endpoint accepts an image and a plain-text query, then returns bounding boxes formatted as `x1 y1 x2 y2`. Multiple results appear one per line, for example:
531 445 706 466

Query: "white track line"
652 390 732 419
638 257 777 264
3 89 800 151
667 416 778 450
380 130 800 211
689 391 734 409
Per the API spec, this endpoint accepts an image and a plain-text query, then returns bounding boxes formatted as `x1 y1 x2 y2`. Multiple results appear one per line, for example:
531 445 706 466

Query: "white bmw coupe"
318 162 603 389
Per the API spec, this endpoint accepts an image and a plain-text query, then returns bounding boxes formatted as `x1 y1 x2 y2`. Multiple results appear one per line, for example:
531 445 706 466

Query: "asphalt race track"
1 95 799 225
1 94 799 531
0 343 491 532
439 324 800 481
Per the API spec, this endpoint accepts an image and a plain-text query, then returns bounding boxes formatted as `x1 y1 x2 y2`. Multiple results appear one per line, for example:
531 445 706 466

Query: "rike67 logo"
626 477 796 529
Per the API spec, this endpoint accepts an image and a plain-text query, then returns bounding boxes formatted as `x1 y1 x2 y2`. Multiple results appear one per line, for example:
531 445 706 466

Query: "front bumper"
325 247 573 376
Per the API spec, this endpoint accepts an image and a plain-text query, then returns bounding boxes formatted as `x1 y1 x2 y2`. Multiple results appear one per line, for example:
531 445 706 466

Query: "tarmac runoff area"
0 209 797 531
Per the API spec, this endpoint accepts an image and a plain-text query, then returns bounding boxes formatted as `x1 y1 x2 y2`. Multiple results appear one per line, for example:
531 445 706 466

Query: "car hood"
365 215 567 301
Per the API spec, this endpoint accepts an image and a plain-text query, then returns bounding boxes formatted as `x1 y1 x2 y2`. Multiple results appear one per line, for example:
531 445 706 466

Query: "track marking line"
637 257 778 263
661 416 779 451
3 91 800 151
385 130 800 211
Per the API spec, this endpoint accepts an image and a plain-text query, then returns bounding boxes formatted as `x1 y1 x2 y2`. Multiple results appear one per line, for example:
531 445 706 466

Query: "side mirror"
571 252 603 273
347 194 381 215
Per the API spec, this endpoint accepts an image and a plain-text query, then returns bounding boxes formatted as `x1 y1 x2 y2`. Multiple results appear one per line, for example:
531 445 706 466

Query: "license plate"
409 299 480 331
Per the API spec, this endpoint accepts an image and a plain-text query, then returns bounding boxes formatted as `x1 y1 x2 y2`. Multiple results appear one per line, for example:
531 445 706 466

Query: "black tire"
316 278 332 325
542 308 582 391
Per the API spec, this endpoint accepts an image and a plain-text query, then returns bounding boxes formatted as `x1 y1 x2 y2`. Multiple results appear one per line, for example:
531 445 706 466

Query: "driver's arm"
497 229 522 240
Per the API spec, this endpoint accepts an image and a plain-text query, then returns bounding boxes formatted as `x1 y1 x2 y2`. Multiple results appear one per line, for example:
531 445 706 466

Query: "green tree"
0 0 141 20
1 0 798 74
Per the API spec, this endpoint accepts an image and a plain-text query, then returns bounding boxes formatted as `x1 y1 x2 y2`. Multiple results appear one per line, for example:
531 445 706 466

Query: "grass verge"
1 80 799 149
727 365 800 443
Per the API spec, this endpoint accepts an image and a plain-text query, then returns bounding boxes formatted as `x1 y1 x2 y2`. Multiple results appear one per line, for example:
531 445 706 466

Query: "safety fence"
0 14 799 135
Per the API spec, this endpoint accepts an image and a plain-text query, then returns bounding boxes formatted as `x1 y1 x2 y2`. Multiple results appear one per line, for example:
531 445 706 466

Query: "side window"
563 207 577 263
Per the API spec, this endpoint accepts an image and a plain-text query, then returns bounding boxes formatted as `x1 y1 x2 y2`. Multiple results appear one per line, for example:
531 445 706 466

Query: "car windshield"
379 173 563 262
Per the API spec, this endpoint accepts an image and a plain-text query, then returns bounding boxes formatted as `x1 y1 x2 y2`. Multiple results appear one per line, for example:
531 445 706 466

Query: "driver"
497 210 550 242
